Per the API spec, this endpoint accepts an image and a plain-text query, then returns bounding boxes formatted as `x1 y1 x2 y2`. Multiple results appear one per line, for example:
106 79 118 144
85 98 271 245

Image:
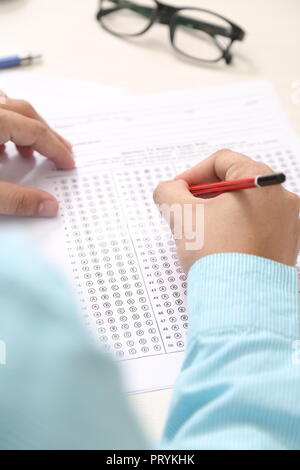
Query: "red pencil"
189 173 286 197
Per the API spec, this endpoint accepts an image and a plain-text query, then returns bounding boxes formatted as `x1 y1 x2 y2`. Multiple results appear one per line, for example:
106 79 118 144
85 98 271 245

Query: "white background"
0 0 299 441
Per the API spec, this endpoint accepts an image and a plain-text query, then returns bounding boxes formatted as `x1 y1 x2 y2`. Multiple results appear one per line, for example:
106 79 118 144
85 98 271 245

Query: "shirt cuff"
188 253 299 340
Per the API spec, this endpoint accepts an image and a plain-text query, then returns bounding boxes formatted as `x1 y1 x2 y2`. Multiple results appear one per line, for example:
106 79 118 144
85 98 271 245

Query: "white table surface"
0 0 299 441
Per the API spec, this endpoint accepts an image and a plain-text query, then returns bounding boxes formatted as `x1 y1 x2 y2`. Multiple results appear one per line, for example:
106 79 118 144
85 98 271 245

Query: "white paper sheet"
1 78 299 393
0 71 131 116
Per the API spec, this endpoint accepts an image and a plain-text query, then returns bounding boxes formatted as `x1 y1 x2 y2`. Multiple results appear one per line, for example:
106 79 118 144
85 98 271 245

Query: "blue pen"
0 53 42 70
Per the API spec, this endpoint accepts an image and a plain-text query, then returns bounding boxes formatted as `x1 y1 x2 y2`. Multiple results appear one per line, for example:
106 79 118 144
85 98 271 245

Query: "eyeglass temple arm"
98 1 245 41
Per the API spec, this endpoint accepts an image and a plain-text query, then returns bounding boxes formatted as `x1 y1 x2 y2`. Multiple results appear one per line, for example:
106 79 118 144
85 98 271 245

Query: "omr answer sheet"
1 79 300 393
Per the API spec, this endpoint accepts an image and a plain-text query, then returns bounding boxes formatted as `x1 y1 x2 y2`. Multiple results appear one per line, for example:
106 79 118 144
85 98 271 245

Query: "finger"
0 102 34 157
0 109 74 169
52 131 72 152
153 179 194 206
175 154 223 185
213 149 273 181
15 145 34 158
175 149 273 184
0 97 73 152
0 180 58 217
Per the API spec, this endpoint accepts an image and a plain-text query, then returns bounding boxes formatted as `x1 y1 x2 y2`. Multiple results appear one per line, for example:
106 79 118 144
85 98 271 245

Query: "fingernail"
68 155 76 169
38 200 58 217
60 153 75 170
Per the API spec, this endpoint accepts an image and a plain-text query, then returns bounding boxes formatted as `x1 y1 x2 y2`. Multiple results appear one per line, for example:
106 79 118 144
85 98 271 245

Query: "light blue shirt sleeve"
162 253 300 450
1 231 300 449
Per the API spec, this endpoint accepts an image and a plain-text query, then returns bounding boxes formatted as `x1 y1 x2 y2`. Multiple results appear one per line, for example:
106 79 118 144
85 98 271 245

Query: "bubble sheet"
51 168 187 361
37 81 300 392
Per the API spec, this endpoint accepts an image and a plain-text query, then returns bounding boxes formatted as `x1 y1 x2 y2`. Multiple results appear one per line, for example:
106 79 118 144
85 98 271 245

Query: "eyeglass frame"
96 0 246 65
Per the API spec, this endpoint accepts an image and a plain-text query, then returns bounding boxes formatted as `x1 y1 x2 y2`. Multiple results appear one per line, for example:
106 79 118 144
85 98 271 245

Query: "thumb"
0 181 58 217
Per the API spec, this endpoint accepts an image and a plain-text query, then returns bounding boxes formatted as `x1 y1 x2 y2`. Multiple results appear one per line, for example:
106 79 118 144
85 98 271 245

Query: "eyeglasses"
96 0 246 65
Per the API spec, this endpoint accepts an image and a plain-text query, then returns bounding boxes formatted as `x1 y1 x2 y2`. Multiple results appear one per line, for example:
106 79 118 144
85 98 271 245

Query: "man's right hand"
154 149 300 272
